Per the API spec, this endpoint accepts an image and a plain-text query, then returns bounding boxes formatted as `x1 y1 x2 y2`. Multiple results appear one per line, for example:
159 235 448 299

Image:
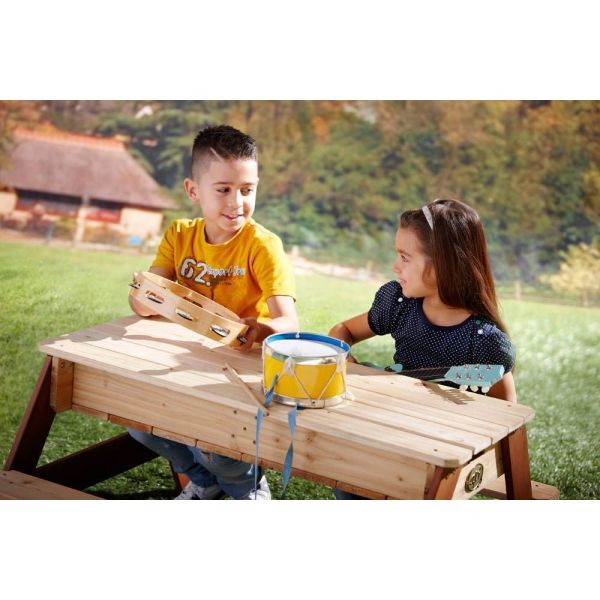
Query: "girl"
328 199 516 498
330 198 516 399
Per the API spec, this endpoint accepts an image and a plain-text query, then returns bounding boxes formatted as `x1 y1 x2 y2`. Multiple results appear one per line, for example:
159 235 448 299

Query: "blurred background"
1 100 599 303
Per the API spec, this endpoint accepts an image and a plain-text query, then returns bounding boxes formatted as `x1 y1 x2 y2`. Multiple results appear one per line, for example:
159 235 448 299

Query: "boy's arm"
236 295 298 351
328 312 375 363
128 266 175 317
486 371 517 403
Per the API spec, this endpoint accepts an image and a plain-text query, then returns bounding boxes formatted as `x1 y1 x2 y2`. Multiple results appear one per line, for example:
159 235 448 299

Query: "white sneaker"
175 481 225 500
239 476 271 500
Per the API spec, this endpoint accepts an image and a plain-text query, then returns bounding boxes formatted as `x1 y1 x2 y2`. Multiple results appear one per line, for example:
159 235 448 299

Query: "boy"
128 125 298 500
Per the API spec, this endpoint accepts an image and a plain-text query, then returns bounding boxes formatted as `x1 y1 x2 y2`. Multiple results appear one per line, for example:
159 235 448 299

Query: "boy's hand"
129 273 157 317
236 317 260 351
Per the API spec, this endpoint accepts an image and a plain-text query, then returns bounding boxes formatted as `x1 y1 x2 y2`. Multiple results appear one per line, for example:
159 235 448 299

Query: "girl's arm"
328 312 376 362
487 371 517 403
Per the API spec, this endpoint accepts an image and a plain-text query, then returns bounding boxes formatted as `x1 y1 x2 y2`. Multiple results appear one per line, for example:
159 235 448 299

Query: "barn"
0 128 176 243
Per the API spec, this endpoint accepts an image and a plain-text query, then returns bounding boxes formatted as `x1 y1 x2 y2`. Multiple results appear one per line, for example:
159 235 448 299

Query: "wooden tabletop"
38 315 534 499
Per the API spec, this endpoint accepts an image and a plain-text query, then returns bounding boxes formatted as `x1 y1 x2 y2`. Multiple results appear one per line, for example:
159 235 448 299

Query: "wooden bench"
480 475 559 500
0 470 101 500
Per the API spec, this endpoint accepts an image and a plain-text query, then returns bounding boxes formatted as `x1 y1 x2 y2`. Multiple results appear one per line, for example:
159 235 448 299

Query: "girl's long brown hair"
400 199 508 333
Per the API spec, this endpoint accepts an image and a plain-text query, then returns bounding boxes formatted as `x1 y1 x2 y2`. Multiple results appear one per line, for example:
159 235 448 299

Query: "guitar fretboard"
390 366 447 381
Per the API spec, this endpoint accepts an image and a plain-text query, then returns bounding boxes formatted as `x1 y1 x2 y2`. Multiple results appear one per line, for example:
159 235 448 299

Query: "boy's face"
184 158 259 244
392 226 437 298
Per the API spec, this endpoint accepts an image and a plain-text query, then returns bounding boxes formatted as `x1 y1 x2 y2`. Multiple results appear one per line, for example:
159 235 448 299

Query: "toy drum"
262 333 351 408
129 271 249 347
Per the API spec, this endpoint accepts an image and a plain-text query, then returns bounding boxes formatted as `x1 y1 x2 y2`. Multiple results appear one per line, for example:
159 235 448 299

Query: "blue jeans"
128 429 260 499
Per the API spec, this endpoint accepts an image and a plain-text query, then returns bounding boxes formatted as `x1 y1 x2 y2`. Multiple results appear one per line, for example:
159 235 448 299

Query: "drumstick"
223 364 268 413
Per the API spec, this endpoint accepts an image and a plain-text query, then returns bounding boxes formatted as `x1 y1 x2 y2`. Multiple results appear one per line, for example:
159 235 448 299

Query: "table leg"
424 466 461 499
4 357 55 473
171 467 188 494
500 425 533 500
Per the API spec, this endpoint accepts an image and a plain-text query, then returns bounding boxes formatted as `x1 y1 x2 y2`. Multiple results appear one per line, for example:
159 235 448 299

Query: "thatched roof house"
0 128 176 242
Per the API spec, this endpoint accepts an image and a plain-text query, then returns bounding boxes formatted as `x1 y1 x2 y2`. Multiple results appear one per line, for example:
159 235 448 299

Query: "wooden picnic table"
4 315 536 499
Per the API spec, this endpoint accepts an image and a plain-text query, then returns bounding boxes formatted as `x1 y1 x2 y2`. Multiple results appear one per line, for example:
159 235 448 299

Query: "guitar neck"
398 366 448 381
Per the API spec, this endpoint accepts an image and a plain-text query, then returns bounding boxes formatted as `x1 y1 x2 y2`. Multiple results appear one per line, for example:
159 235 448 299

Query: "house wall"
2 186 165 243
0 190 17 215
120 208 164 239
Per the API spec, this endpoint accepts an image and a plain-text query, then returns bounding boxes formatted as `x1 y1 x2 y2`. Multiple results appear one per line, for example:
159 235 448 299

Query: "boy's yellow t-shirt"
151 218 296 321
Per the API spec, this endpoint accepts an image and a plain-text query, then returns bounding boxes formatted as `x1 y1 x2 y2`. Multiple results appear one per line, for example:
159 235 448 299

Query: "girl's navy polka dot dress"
367 281 515 376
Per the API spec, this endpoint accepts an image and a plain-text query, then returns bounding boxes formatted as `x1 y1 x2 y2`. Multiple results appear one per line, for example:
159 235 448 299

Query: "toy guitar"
368 363 505 394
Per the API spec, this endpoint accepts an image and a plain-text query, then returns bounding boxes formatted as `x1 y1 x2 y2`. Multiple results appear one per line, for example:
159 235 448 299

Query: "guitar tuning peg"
459 385 468 392
482 386 490 394
469 384 479 392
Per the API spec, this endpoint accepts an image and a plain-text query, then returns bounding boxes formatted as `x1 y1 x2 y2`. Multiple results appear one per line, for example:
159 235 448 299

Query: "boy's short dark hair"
191 125 257 179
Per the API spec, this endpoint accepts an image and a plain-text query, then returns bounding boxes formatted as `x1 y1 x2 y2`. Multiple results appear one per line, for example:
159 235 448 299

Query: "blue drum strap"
253 374 298 500
264 374 278 407
252 374 277 498
253 407 264 498
281 403 298 499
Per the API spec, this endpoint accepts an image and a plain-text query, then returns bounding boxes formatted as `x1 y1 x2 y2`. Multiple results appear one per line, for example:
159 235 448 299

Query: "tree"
540 243 600 306
0 101 47 166
4 100 599 276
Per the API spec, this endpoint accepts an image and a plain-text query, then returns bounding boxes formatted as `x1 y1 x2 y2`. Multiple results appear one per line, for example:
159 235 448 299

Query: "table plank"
326 402 492 453
71 364 431 497
92 323 521 451
72 363 472 468
0 470 99 500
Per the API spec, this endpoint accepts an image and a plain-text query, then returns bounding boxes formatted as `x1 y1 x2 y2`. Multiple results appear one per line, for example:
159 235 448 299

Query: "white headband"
421 205 433 229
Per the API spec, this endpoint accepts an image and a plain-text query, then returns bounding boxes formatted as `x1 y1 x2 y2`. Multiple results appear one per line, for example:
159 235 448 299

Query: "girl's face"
392 226 437 298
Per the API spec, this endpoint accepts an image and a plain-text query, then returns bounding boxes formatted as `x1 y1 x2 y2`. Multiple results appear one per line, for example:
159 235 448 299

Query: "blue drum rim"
263 332 350 363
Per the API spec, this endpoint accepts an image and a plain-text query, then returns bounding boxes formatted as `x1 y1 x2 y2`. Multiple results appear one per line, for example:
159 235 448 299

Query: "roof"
0 129 177 210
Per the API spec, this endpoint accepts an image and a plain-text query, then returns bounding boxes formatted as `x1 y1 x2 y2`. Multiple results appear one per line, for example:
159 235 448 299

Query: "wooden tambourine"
129 271 249 347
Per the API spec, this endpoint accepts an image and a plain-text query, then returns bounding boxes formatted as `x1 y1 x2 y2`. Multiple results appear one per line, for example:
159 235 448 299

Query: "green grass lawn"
1 240 599 499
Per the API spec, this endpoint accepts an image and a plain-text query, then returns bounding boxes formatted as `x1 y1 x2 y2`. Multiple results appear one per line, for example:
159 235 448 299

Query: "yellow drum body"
262 333 350 408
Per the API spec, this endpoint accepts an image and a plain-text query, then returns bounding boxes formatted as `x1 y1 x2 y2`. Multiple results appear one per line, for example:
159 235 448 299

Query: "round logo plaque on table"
465 463 484 492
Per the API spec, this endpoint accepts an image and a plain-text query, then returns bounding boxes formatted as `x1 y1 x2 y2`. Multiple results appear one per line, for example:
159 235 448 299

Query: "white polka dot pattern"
367 281 515 373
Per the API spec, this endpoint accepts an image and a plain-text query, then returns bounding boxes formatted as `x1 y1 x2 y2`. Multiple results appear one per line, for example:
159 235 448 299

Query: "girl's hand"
347 354 358 364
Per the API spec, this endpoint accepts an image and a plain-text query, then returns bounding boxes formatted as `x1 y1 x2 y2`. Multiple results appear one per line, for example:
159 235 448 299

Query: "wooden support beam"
50 357 74 413
72 404 109 420
34 433 158 490
109 414 152 433
424 466 461 499
479 475 559 500
501 425 533 500
4 357 55 473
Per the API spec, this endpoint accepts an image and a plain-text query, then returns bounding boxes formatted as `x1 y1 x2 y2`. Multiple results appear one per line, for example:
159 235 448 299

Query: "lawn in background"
1 240 598 499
